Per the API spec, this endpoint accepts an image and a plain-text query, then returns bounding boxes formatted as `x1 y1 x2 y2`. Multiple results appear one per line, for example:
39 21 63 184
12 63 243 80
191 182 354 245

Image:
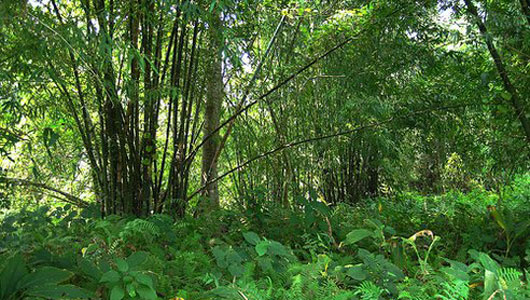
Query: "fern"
354 281 386 300
435 280 469 300
119 219 160 244
497 267 522 291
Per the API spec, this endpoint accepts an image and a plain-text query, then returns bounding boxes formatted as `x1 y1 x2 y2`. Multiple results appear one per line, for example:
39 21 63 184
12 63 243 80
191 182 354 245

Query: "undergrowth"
1 178 529 299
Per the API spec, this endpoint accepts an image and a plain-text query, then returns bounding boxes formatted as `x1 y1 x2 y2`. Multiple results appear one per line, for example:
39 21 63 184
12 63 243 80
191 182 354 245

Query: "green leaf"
343 229 373 245
78 258 102 281
228 263 245 277
18 267 72 289
212 246 227 268
110 285 125 300
126 252 148 267
500 91 512 100
346 265 367 281
209 0 217 12
257 257 273 272
209 286 240 298
311 201 331 216
126 283 136 298
137 284 157 300
255 241 269 256
0 254 28 298
225 249 243 265
26 284 94 299
267 241 291 257
441 267 470 281
243 231 261 245
115 258 129 273
478 252 500 274
100 270 120 283
133 273 153 287
483 269 498 298
514 219 530 239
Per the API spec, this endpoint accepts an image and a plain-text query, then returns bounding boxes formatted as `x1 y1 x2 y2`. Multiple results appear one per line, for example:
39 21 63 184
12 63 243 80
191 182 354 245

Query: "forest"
0 0 529 299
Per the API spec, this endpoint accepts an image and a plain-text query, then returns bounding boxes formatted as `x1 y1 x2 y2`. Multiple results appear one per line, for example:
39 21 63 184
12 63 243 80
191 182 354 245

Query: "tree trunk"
201 11 223 210
464 0 530 143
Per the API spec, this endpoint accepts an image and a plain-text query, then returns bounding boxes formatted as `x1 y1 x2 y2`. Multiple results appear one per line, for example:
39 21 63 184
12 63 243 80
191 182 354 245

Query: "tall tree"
201 9 224 210
464 0 530 144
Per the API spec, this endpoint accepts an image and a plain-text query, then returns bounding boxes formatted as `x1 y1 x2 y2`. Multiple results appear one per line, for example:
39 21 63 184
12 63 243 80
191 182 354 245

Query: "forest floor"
1 177 529 299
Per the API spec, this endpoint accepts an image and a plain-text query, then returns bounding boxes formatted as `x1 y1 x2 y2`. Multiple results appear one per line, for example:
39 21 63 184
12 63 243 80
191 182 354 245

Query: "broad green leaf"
126 251 148 269
514 219 530 238
478 252 500 274
228 263 245 277
115 258 128 273
346 265 367 281
0 254 28 298
110 285 125 300
267 241 291 258
209 286 240 298
441 267 469 281
126 283 136 297
483 269 498 299
18 267 72 289
255 241 269 256
212 246 227 268
78 258 102 281
225 249 243 265
500 91 512 100
243 231 261 245
26 284 94 299
257 257 273 272
100 270 120 283
137 284 157 300
344 229 373 245
311 201 331 216
133 273 153 287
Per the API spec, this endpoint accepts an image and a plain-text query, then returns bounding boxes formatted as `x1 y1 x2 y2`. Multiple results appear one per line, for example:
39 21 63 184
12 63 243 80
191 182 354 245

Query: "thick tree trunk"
201 11 223 209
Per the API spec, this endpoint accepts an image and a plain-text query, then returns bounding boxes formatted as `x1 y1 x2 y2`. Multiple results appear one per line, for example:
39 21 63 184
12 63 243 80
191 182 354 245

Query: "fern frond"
435 279 469 300
497 267 522 292
119 219 160 244
354 281 386 300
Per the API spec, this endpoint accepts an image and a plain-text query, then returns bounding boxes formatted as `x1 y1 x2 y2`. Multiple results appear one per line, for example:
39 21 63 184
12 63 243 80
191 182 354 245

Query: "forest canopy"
0 0 529 299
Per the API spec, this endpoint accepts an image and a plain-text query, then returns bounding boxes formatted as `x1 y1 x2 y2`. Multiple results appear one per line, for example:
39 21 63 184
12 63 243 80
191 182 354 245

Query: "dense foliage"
1 178 529 299
1 0 530 299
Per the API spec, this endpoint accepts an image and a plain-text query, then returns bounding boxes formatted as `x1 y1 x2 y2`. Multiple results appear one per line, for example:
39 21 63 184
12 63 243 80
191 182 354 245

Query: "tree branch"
0 177 88 207
184 4 407 164
185 103 495 201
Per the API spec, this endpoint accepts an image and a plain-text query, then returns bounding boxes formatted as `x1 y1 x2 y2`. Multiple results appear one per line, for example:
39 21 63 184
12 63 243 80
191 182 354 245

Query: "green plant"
469 250 527 299
99 252 157 300
119 219 161 245
487 206 530 257
0 253 92 299
354 281 386 300
435 280 469 300
402 230 440 278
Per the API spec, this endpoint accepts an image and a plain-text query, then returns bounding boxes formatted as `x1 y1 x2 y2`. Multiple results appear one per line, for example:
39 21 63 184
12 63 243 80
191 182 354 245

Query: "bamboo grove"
3 0 228 217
